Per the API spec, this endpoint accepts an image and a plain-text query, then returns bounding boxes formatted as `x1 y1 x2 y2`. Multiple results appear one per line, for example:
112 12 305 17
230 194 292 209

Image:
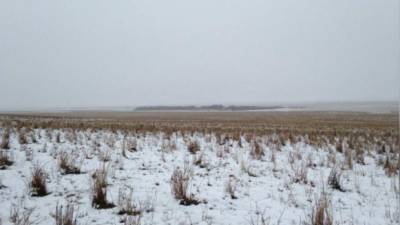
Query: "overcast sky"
0 0 399 109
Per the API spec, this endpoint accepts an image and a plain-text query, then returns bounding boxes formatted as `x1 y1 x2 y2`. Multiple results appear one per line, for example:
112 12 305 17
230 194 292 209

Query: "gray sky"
0 0 399 109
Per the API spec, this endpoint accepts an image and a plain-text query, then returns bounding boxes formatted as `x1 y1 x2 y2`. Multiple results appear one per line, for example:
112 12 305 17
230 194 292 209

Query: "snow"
0 128 399 225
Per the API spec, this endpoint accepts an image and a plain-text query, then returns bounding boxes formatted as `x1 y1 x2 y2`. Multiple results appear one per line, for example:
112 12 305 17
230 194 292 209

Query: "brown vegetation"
30 164 48 197
9 203 35 225
311 193 333 225
1 129 10 149
91 165 114 209
187 141 200 154
328 168 343 192
58 152 81 175
0 149 13 169
170 164 200 206
55 203 78 225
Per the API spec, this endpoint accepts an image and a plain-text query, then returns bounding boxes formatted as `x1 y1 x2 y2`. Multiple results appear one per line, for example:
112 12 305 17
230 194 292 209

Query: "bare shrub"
311 193 333 225
30 164 49 197
9 203 35 225
58 152 81 175
187 141 200 154
0 149 13 169
327 168 343 192
55 203 78 225
170 163 200 206
250 142 264 160
91 165 114 209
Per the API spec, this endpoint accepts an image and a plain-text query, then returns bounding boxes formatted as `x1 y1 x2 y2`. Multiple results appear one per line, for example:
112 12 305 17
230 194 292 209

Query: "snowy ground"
0 128 399 225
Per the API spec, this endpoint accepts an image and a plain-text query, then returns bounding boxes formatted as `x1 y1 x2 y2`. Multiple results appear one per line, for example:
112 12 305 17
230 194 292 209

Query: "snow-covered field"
0 126 399 225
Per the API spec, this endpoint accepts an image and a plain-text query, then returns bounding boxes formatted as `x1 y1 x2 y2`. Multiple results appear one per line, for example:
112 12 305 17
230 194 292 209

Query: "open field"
0 111 399 225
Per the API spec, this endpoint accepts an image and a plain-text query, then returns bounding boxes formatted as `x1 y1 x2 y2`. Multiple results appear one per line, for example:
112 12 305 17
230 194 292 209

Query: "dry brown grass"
1 111 397 140
55 203 78 225
18 129 28 145
170 163 200 206
328 168 343 192
123 215 141 225
30 164 48 197
344 149 353 170
250 141 264 160
58 152 81 175
0 149 13 169
1 129 10 150
248 207 269 225
117 188 140 216
311 193 333 225
187 141 200 154
293 163 308 184
9 203 35 225
225 175 238 199
384 154 398 177
91 165 114 209
0 112 398 176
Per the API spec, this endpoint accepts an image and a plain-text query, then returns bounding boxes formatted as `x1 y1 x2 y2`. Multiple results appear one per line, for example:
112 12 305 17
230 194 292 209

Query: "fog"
0 0 398 110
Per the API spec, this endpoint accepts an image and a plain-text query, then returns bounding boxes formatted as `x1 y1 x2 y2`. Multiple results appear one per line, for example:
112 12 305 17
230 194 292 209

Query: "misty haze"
0 1 399 225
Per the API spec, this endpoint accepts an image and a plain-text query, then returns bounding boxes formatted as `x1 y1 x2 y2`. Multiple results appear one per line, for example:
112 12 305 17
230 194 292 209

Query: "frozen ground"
0 128 399 225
